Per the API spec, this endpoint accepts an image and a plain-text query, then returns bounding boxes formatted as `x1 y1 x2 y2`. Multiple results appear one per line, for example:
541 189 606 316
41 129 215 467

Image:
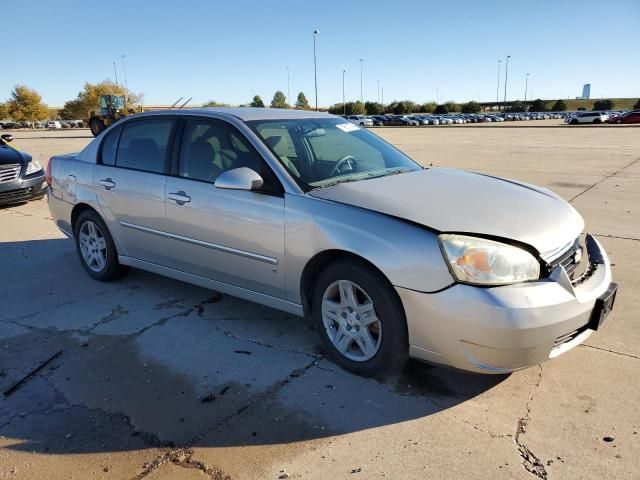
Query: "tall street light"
313 30 319 111
359 58 364 104
524 73 530 108
342 70 346 115
496 60 501 108
121 54 128 91
377 79 380 103
503 55 511 109
286 67 290 106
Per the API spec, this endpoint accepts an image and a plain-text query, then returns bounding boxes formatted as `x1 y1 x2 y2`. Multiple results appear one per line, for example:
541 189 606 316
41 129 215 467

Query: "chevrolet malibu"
47 108 617 376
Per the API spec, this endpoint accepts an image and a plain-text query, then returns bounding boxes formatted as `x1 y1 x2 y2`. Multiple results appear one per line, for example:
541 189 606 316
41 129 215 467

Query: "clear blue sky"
3 0 638 107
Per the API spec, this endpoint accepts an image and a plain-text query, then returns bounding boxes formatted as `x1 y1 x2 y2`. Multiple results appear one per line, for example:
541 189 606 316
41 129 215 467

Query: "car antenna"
178 97 192 109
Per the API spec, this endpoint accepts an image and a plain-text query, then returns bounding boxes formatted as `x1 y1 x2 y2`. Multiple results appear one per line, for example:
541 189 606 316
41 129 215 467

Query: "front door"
164 118 286 299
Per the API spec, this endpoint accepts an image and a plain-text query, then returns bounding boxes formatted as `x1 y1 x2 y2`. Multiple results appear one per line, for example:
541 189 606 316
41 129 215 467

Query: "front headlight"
25 160 43 175
439 234 540 286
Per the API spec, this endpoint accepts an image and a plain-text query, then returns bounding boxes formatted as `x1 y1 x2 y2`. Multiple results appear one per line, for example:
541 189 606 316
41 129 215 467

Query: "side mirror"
215 167 264 191
1 134 13 143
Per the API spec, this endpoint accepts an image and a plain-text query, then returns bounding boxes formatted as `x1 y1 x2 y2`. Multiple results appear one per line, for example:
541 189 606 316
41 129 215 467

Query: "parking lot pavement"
1 127 639 479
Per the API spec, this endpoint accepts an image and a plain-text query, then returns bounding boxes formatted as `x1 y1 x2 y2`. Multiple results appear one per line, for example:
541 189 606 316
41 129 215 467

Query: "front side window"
116 119 175 173
178 119 276 186
248 117 421 190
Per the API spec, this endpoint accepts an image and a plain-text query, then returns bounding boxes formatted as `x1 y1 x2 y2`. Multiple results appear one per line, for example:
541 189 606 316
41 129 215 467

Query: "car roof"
127 107 333 122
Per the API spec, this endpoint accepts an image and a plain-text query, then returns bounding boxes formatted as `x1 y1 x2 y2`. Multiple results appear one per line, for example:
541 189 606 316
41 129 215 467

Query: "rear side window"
100 126 121 166
116 119 175 173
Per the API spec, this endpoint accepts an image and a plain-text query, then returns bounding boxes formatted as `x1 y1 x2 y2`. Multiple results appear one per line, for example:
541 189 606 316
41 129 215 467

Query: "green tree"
0 102 8 119
529 99 547 112
593 99 614 111
364 101 385 115
271 91 288 109
59 80 142 120
295 92 310 110
389 100 415 114
250 95 265 107
461 101 482 113
434 104 448 114
634 99 640 109
420 102 437 113
6 85 49 123
508 101 525 112
444 101 460 113
202 100 230 107
551 99 567 111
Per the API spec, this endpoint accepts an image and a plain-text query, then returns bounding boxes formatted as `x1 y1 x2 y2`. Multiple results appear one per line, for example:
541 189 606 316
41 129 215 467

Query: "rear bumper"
0 171 47 205
399 234 614 374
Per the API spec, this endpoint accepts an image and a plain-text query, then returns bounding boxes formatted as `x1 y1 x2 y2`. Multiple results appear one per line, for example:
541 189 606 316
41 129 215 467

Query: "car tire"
570 119 578 125
74 210 128 281
312 259 409 377
616 119 622 124
89 119 106 136
593 118 601 124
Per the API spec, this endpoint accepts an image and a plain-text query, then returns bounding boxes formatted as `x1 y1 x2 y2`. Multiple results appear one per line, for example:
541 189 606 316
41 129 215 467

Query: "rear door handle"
168 191 191 205
99 178 116 190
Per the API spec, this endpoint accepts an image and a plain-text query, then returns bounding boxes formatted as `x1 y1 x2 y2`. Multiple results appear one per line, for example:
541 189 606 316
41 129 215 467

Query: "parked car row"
0 120 84 129
564 110 640 125
340 112 575 126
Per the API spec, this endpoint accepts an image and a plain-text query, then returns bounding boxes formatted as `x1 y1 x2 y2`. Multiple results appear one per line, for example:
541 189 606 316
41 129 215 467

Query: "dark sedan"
0 134 47 206
608 110 640 124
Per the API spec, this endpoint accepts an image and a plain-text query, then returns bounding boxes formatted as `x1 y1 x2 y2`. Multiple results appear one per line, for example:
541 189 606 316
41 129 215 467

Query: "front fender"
284 194 453 303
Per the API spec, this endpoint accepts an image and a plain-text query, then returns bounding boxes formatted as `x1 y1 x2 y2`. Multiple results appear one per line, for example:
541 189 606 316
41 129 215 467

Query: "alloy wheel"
78 220 108 272
321 280 382 361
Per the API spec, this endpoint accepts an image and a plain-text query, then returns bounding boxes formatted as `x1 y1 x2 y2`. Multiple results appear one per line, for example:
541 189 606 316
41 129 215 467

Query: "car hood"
0 145 31 165
309 168 584 258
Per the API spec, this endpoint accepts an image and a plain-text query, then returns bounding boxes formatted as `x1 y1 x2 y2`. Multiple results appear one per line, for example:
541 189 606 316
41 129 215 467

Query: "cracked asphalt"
1 125 639 479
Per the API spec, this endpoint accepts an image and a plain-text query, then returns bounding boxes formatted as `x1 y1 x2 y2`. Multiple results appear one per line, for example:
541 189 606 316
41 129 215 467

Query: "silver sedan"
47 108 616 376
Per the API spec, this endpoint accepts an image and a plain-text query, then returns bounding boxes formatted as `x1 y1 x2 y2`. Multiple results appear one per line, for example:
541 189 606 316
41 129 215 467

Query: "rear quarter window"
100 126 122 166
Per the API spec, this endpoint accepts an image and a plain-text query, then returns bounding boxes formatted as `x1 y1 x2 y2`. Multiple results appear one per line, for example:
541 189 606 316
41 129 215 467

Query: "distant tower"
581 84 591 99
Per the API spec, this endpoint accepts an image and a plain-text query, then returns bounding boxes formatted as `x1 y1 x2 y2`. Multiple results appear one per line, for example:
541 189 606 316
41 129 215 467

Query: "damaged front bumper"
398 234 616 374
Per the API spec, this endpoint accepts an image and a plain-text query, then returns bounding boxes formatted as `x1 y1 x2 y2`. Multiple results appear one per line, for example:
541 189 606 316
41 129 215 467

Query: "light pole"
524 73 530 110
342 69 346 115
377 79 380 103
359 58 364 104
503 55 511 109
286 67 290 106
121 54 128 91
496 60 501 108
113 61 118 85
313 30 319 111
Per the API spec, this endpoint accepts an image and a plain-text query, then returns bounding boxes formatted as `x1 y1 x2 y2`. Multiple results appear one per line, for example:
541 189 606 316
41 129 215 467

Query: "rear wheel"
593 118 601 124
74 210 128 281
312 259 409 377
89 118 106 136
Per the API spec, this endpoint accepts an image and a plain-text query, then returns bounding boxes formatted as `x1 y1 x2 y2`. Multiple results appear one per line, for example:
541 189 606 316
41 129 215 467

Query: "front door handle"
99 178 116 190
168 191 191 205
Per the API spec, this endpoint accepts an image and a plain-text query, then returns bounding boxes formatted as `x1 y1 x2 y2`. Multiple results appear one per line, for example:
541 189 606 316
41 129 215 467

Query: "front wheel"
74 210 128 281
570 119 578 125
312 259 409 376
89 118 106 136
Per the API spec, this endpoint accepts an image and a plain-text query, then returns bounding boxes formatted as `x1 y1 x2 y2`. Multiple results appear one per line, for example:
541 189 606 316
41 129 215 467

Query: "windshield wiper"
365 167 412 179
312 176 365 189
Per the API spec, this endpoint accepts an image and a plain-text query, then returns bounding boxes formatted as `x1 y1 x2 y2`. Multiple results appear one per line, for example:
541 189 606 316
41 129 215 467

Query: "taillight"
45 158 53 186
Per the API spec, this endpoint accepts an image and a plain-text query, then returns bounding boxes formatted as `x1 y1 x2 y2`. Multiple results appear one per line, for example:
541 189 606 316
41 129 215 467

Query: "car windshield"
247 117 421 190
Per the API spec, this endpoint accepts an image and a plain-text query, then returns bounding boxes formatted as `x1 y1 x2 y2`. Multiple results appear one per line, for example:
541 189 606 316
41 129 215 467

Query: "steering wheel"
330 155 357 177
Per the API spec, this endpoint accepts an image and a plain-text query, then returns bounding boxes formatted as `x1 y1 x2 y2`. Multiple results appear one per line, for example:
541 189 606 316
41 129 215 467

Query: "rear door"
93 117 177 264
163 117 286 298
